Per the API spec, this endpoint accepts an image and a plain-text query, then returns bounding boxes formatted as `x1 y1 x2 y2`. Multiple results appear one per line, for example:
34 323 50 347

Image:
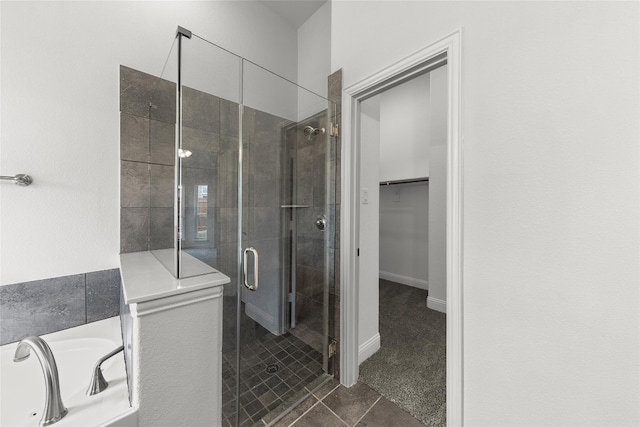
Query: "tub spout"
14 336 68 426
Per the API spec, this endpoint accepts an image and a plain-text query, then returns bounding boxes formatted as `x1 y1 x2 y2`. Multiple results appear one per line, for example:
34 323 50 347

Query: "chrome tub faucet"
87 345 124 396
14 336 68 426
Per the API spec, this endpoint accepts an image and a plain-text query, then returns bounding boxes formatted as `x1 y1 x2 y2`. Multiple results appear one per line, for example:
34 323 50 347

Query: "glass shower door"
236 60 336 426
174 32 337 427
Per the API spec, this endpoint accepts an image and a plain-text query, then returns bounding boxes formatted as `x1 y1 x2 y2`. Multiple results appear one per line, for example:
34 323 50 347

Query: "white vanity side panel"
133 290 223 427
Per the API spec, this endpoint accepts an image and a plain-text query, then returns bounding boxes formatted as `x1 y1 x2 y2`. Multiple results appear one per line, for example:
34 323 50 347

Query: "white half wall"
333 1 639 425
0 1 298 285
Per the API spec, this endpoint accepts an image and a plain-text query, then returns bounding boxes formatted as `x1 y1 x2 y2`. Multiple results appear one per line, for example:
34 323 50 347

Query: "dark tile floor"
271 379 425 427
221 329 329 427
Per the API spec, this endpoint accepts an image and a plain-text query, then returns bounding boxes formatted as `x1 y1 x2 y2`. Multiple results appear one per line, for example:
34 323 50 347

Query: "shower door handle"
243 247 259 291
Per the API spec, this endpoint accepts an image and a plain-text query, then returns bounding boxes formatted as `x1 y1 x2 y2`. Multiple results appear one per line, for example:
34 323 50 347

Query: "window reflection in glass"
196 184 208 240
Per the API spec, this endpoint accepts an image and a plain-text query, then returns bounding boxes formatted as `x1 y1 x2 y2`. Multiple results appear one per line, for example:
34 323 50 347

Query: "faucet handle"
87 365 109 396
87 345 124 396
14 339 36 362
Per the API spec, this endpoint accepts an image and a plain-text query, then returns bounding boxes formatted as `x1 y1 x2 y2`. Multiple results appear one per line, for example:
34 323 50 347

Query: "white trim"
445 28 465 427
131 286 223 317
358 333 381 365
340 29 464 426
427 296 447 313
340 73 361 388
379 271 428 290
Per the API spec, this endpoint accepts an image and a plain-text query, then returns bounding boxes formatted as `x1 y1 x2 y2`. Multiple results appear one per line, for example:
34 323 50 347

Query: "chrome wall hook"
1 174 33 186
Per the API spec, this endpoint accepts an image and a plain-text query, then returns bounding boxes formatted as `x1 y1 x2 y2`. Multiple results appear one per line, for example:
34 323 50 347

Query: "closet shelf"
380 177 429 186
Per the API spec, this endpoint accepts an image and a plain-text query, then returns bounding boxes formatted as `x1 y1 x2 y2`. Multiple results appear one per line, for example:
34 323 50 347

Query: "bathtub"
0 317 137 427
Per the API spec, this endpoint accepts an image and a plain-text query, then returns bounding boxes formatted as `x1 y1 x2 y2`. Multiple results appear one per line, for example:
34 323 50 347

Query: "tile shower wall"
119 64 342 377
277 71 343 375
119 65 289 333
290 112 333 353
242 107 291 335
180 86 223 273
0 269 121 345
120 65 176 253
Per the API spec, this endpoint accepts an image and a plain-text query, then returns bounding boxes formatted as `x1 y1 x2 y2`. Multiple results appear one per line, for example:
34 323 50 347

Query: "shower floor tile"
222 329 328 426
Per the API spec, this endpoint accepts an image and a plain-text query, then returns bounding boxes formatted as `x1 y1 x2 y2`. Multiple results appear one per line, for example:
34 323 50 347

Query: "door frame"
339 29 464 425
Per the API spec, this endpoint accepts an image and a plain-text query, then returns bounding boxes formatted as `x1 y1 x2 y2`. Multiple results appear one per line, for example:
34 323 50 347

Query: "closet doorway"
340 31 463 426
359 63 447 426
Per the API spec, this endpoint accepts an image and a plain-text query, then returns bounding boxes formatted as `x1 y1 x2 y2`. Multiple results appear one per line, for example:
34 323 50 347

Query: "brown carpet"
358 279 446 427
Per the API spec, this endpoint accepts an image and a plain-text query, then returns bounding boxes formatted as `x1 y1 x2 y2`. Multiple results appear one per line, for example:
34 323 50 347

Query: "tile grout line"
289 384 342 427
225 332 327 426
317 400 350 427
351 395 382 427
316 383 341 402
286 398 322 426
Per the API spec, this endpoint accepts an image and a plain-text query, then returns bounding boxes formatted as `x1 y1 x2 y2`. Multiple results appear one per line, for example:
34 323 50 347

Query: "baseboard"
379 271 428 290
427 296 446 313
245 303 279 335
358 333 381 365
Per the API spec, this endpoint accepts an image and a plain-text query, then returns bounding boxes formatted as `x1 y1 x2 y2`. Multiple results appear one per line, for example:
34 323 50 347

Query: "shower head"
303 126 325 141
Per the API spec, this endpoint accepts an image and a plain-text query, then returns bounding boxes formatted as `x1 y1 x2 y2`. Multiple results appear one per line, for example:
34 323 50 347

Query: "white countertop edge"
119 251 230 305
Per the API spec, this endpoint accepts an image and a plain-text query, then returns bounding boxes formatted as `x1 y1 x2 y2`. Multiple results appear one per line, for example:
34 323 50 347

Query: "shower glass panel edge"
175 31 336 427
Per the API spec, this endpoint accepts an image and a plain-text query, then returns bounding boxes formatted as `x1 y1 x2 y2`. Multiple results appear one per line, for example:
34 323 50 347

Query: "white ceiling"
260 0 327 28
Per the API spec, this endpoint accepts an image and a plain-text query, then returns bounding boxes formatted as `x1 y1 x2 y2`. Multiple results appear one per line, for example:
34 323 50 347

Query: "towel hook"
0 174 33 186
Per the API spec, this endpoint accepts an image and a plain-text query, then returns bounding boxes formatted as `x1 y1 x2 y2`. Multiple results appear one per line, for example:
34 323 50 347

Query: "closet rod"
380 177 429 186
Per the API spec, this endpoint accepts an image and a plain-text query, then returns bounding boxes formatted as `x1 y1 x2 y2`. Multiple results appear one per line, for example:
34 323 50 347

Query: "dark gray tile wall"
120 65 176 253
86 269 121 323
0 269 121 345
118 64 343 377
280 109 335 359
120 208 149 253
179 86 223 279
242 106 286 331
120 65 176 124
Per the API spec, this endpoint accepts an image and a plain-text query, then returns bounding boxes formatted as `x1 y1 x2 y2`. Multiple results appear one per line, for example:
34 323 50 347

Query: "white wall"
0 3 4 278
358 95 380 363
379 183 429 289
0 1 298 285
298 0 331 95
334 1 639 425
297 1 331 120
379 72 430 182
427 65 447 311
377 67 447 295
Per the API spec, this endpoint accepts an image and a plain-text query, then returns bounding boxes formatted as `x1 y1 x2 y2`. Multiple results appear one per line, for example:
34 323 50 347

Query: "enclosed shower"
122 27 339 426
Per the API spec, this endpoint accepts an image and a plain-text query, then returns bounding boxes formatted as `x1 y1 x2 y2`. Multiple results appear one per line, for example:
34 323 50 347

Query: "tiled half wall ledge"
0 269 121 345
